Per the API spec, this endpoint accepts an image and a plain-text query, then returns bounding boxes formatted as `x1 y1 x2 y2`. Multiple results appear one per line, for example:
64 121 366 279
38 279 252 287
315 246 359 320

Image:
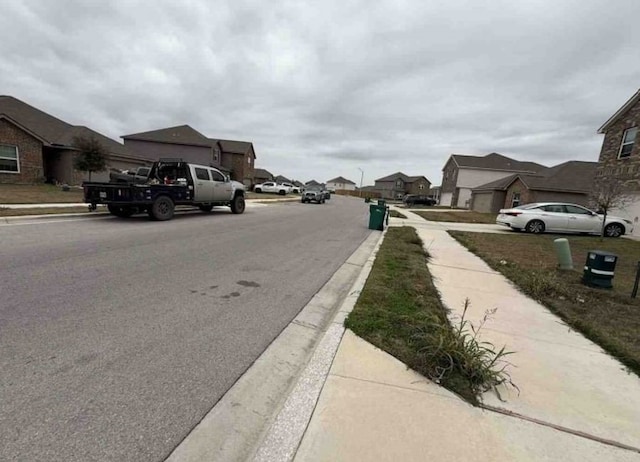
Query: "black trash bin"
583 250 618 288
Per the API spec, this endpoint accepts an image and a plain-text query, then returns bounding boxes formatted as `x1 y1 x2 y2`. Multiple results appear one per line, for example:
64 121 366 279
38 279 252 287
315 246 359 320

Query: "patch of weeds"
389 209 407 219
346 227 517 404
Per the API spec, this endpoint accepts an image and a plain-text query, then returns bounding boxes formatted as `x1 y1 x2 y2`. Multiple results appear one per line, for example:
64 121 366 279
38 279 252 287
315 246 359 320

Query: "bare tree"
591 178 631 239
72 135 108 181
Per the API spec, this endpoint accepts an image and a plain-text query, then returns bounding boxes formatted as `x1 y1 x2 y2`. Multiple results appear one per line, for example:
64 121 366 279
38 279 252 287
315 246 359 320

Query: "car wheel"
255 188 262 193
278 190 286 196
199 205 213 212
525 219 545 234
604 223 624 238
230 194 246 214
151 196 175 221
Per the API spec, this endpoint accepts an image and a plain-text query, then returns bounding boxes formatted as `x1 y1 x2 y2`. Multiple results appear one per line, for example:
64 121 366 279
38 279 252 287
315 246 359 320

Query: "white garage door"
439 192 452 207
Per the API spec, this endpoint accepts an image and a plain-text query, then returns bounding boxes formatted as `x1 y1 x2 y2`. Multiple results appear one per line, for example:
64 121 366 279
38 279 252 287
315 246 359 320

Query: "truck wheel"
231 195 245 214
255 188 262 193
108 205 134 218
151 196 175 221
278 190 286 196
199 205 214 212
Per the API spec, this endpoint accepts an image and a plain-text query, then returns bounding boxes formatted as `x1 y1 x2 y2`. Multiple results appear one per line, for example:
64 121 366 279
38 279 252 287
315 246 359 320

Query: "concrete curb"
251 228 388 462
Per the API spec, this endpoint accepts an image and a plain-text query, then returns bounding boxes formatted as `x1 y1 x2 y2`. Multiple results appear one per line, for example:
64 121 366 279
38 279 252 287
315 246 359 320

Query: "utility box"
582 250 618 289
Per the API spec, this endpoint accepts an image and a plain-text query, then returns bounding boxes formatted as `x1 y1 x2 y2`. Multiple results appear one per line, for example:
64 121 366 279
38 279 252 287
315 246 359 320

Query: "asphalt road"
0 196 372 461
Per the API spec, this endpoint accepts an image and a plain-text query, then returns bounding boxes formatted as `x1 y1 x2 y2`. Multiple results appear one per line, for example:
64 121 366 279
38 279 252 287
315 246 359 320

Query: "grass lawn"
389 209 407 219
414 210 497 224
345 227 515 404
0 206 102 217
449 231 640 376
0 184 84 204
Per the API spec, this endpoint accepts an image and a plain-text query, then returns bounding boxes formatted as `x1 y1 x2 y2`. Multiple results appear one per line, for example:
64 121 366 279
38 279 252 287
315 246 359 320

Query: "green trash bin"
368 204 386 230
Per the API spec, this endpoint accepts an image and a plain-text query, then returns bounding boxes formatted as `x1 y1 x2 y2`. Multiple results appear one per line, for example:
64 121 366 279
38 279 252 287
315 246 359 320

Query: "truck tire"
107 205 134 218
199 205 214 212
231 194 245 214
254 188 262 193
278 190 286 196
150 196 175 221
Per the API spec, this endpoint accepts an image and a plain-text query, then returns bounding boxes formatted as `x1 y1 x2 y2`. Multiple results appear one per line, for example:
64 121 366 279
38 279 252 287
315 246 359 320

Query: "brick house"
122 125 256 187
470 161 598 213
595 89 640 231
374 172 431 200
440 153 545 208
0 96 147 184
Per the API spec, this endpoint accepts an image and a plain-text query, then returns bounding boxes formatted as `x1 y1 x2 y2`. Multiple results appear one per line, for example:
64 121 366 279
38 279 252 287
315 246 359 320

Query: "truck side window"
195 168 210 181
210 170 225 182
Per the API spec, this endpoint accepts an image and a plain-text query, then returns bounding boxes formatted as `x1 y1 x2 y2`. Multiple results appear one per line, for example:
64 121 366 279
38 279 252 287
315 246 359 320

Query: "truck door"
209 169 232 201
193 167 215 202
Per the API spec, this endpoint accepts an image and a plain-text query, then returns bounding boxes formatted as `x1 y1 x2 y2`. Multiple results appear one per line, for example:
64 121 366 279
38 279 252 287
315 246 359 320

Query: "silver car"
496 202 633 237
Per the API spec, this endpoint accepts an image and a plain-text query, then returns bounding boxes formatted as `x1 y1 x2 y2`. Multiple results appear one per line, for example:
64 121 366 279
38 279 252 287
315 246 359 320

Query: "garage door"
471 192 493 213
439 192 452 207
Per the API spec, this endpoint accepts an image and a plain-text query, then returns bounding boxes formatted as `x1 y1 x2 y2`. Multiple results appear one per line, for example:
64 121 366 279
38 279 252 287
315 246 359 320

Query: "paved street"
0 196 371 462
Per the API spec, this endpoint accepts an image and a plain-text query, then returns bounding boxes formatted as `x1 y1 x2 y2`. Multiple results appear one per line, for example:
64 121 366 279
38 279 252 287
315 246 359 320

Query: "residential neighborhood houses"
2 88 640 222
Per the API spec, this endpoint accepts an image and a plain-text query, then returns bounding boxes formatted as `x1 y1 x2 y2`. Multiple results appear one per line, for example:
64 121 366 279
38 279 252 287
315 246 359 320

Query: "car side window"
565 205 591 214
195 168 210 181
542 205 566 213
210 170 225 182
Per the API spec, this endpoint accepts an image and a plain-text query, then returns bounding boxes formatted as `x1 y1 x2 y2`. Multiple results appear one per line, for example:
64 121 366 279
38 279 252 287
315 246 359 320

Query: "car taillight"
505 212 522 216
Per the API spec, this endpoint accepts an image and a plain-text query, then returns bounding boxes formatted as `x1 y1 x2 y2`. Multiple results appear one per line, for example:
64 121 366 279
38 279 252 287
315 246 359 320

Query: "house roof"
327 176 356 184
275 174 292 183
122 125 212 147
448 152 545 173
0 95 141 158
598 89 640 134
305 180 322 186
214 139 254 156
293 180 304 187
473 161 598 194
253 168 273 178
375 172 430 183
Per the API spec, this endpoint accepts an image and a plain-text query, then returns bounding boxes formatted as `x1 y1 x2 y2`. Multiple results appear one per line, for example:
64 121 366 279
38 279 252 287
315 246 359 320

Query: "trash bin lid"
588 250 618 257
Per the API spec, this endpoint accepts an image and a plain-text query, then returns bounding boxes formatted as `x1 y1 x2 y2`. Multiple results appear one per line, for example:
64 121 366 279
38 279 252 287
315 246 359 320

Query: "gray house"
374 172 431 200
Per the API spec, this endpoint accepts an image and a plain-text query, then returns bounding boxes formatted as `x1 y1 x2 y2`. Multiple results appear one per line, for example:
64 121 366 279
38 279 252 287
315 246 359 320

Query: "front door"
209 169 232 201
193 167 215 202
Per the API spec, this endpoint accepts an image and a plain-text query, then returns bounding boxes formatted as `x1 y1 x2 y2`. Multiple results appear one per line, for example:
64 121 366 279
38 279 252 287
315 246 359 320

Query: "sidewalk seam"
480 404 640 455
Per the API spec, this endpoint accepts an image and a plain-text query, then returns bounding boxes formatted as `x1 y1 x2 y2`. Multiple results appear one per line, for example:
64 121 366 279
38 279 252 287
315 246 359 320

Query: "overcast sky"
2 0 639 185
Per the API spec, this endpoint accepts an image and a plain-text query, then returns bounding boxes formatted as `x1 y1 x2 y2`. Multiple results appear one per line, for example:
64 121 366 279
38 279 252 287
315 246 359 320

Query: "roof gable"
253 168 273 178
327 176 356 184
598 89 640 134
451 152 546 173
122 125 211 147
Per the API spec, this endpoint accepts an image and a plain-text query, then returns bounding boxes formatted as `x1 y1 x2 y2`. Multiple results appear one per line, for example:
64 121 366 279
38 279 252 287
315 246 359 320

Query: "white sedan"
496 202 633 237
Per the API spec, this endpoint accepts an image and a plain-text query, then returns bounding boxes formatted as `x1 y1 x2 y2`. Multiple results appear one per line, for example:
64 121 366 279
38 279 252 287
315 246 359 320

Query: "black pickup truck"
83 160 246 221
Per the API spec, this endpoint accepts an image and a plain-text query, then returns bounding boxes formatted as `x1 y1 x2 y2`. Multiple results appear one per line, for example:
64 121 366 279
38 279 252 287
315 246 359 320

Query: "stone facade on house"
503 177 534 208
596 92 640 191
0 119 44 183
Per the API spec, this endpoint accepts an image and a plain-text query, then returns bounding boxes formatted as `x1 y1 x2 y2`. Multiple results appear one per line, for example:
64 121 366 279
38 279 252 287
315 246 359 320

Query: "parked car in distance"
497 202 633 237
403 194 436 206
281 182 300 193
301 189 325 204
253 181 289 195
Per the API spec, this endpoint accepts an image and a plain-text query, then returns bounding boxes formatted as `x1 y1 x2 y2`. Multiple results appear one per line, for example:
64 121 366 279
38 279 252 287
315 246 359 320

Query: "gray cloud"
1 0 639 185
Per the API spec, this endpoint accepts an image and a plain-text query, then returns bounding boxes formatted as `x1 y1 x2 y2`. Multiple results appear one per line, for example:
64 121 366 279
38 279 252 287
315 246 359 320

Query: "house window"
618 127 637 159
396 180 402 187
419 184 424 190
0 144 19 173
247 156 251 165
511 192 521 207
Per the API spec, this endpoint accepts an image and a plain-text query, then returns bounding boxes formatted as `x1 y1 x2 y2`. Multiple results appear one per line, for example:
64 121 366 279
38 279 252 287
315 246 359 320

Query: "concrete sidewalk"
290 209 640 461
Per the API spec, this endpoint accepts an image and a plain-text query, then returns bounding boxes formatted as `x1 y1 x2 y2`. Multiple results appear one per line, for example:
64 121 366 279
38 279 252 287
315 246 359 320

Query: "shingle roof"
305 180 322 186
215 139 254 156
473 161 598 193
253 168 273 178
0 95 141 158
327 176 356 184
275 174 292 183
375 172 430 183
122 125 211 147
450 152 545 173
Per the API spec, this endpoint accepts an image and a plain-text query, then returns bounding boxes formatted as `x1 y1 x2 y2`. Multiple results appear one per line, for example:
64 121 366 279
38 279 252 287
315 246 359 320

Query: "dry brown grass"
0 184 84 203
449 231 640 375
414 211 497 224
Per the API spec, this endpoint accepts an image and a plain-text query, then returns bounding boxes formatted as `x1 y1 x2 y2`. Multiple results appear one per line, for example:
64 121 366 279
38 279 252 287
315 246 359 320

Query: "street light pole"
358 168 364 197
